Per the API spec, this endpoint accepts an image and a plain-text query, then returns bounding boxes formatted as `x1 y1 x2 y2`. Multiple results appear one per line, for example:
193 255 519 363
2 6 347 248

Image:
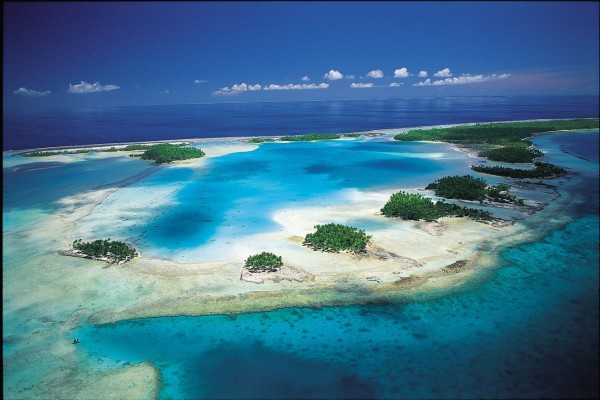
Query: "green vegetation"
22 149 93 157
248 138 276 143
244 252 283 272
381 191 492 221
394 119 598 147
249 134 357 143
72 238 137 263
425 175 488 200
478 147 544 163
485 183 524 205
394 119 594 182
425 175 523 204
303 223 372 253
103 144 158 152
471 162 567 179
280 133 341 142
139 143 205 164
20 143 190 157
21 151 59 157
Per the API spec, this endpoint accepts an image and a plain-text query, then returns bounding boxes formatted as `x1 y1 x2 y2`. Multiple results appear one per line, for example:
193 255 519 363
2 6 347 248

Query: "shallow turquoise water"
2 155 151 214
79 138 477 260
75 132 599 399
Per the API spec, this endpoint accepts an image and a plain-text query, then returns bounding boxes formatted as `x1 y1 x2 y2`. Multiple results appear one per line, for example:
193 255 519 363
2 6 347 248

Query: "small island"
477 147 544 163
244 252 283 273
133 143 205 164
381 191 492 221
303 223 372 253
471 162 567 178
247 138 277 143
61 238 139 265
426 175 523 205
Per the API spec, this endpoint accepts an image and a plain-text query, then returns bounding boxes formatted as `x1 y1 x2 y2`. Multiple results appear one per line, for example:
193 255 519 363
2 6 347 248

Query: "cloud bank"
418 71 428 77
414 73 511 87
350 82 374 88
214 82 263 95
68 81 120 94
264 83 329 90
13 87 51 97
214 82 329 95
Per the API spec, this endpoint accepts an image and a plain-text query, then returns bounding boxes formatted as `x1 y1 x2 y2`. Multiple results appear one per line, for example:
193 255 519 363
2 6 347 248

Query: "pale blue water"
2 156 151 212
111 140 470 259
74 132 598 399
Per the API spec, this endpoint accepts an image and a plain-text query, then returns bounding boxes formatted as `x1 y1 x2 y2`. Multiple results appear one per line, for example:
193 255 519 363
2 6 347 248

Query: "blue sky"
4 1 599 110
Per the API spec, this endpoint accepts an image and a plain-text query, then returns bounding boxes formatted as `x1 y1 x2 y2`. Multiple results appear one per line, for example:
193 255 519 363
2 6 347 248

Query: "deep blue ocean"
3 95 599 151
4 96 599 399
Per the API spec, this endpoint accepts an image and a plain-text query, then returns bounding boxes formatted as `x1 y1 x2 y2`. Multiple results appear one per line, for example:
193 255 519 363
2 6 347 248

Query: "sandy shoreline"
3 121 594 399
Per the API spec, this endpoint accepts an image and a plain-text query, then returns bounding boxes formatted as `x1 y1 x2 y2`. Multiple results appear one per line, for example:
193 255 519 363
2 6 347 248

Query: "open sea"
3 95 599 151
3 96 599 399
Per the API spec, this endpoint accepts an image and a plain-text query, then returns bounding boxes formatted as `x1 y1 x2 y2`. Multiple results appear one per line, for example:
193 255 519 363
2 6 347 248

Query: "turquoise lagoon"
74 132 598 399
70 137 482 262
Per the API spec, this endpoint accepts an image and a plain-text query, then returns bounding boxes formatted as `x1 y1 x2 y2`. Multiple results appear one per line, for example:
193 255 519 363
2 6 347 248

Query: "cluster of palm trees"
381 191 491 221
72 238 137 263
303 223 371 253
244 252 283 272
139 143 205 164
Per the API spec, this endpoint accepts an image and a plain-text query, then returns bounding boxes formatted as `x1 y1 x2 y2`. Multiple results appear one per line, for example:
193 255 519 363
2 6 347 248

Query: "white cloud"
194 79 208 84
367 69 384 79
418 71 428 78
214 81 328 95
350 82 374 88
213 82 260 95
301 76 310 81
323 70 344 80
393 68 409 78
433 68 452 77
345 74 355 79
263 83 329 90
231 83 249 92
67 81 120 94
389 82 403 87
413 73 511 87
13 87 50 97
160 90 170 94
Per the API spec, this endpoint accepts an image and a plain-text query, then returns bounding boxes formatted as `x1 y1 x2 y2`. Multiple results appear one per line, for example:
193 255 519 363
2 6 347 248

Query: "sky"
3 1 599 110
